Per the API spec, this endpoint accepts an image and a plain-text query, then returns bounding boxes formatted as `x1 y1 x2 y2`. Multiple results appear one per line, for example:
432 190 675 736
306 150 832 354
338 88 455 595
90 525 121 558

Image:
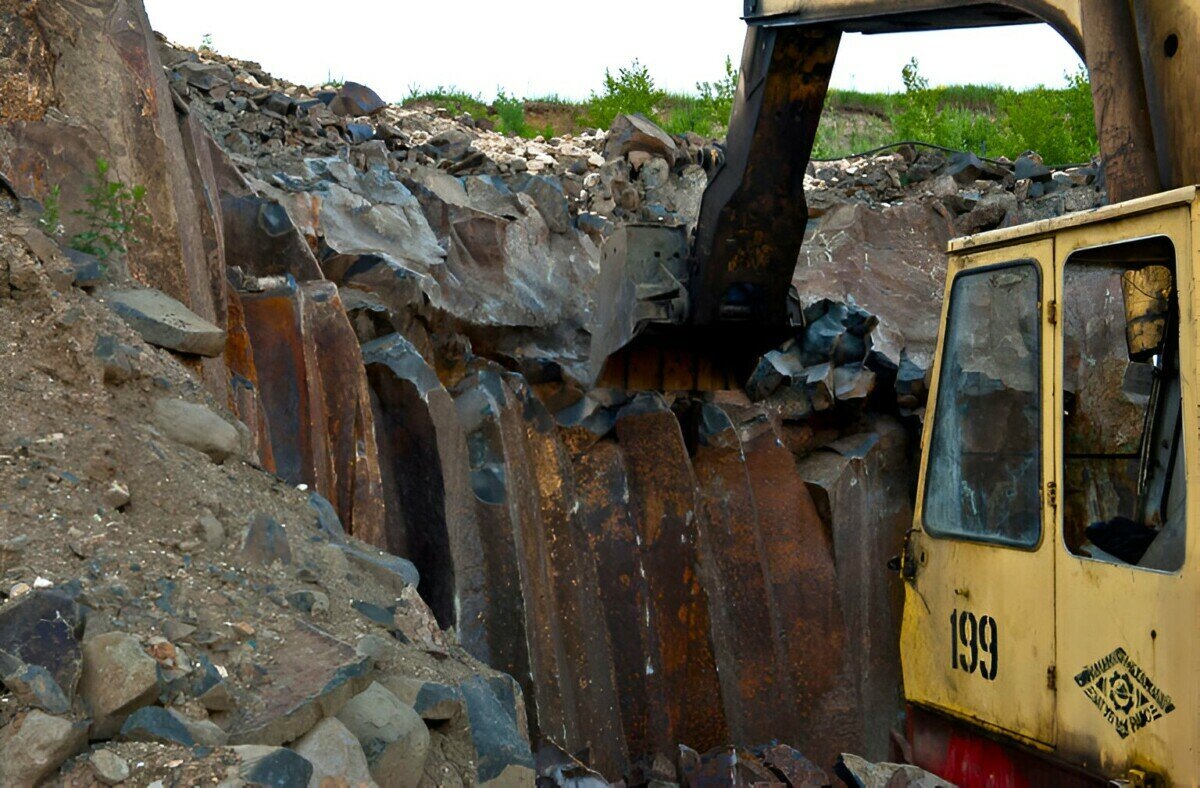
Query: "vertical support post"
691 24 841 327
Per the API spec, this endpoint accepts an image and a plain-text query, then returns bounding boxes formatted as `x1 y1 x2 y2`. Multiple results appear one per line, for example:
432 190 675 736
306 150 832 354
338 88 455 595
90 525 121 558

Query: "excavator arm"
594 0 1182 389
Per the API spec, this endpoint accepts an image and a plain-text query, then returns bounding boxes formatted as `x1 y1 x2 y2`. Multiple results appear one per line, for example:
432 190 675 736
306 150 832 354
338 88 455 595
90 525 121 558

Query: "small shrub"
695 55 739 130
70 158 150 264
585 60 666 129
37 185 61 237
999 66 1097 163
199 33 214 53
494 91 528 137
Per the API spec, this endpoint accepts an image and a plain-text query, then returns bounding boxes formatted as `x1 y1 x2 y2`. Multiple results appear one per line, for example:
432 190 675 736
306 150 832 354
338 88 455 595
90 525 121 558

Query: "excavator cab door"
901 239 1058 749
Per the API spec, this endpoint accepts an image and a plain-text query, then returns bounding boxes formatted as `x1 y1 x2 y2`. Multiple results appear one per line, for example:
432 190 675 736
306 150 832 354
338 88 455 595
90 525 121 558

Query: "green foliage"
882 59 1097 164
199 33 214 53
998 66 1097 164
402 86 490 120
69 159 150 264
37 186 61 237
585 60 666 129
493 91 528 137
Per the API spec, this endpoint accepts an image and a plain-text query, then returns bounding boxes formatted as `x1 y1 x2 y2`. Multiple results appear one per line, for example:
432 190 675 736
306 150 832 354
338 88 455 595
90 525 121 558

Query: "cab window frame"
1058 233 1188 576
921 258 1045 551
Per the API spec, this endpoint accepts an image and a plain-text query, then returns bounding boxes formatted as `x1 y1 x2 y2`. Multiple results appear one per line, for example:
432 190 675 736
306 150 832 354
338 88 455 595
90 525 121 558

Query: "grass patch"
396 58 1098 166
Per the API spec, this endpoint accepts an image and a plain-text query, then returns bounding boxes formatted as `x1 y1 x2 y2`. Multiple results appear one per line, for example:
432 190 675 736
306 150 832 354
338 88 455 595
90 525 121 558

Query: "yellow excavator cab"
900 187 1200 784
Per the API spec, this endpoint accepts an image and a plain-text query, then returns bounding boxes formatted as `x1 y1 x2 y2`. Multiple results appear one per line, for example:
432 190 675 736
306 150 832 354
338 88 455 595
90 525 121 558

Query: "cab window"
924 262 1042 547
1062 236 1185 572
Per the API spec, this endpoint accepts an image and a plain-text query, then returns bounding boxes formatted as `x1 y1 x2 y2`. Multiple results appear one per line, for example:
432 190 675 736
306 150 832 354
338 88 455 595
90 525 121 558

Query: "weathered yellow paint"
901 238 1059 749
904 191 1200 783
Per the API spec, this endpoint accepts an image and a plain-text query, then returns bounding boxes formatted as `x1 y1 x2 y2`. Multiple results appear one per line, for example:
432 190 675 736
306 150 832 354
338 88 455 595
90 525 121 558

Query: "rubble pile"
0 1 1114 785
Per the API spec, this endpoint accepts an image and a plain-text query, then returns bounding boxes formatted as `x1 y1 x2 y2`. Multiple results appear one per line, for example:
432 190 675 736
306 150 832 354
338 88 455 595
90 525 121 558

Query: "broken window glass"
1062 237 1185 571
924 262 1042 547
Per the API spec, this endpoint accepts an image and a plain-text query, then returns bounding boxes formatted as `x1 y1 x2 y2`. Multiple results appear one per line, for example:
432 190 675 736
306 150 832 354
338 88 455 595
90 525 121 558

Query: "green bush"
494 91 528 137
585 60 666 129
888 59 1097 164
69 158 150 264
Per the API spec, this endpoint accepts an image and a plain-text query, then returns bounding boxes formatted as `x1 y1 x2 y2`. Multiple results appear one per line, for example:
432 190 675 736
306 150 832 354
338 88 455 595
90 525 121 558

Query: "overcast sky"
143 1 1084 102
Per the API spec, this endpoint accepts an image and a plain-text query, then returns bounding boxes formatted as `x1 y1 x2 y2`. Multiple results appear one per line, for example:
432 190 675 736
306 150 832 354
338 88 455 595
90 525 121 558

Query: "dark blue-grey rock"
94 334 142 383
339 544 418 592
1 662 71 714
346 123 375 144
242 514 292 567
65 248 105 287
328 82 387 117
336 682 429 786
103 287 226 357
511 174 571 233
191 654 237 712
118 706 194 746
0 591 82 704
308 492 345 542
1014 153 1052 182
460 675 535 785
233 745 315 787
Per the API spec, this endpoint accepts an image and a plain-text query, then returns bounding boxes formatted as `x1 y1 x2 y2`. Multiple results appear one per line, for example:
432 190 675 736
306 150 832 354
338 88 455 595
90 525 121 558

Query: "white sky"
143 1 1084 102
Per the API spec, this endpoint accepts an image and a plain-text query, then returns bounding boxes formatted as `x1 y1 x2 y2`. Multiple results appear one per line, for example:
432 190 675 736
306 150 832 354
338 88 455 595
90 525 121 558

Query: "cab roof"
947 186 1198 255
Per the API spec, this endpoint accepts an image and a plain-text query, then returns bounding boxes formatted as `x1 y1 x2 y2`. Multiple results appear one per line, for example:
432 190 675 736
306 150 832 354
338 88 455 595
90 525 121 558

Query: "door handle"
890 528 919 583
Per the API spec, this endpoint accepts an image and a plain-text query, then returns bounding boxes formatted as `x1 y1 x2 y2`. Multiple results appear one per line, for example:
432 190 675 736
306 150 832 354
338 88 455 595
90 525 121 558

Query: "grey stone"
118 706 194 746
103 288 226 357
604 114 677 165
460 675 535 786
836 753 953 788
89 749 130 785
340 543 419 592
380 676 464 722
1 663 71 714
192 654 237 712
232 745 315 787
293 717 374 788
511 175 571 233
93 334 142 383
197 514 226 546
328 81 387 117
0 711 88 787
153 398 241 463
0 591 83 706
308 492 345 542
242 513 293 567
337 682 430 787
79 631 159 740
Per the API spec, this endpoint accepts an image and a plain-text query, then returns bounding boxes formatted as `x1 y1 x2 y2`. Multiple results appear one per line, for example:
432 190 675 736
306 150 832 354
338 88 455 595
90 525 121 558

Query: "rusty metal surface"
615 395 728 753
298 281 386 547
572 439 662 768
223 288 275 473
505 376 628 779
797 418 912 761
690 404 780 746
690 24 840 328
732 406 853 768
240 282 314 487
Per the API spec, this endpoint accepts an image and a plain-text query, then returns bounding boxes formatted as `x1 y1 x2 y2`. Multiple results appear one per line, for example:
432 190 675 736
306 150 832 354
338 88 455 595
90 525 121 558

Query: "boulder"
118 706 195 746
241 513 293 567
231 745 315 787
603 114 677 165
0 591 83 705
337 682 430 787
293 717 376 788
328 82 387 117
79 632 160 740
103 287 226 357
460 676 535 788
0 711 88 787
88 749 131 785
835 753 953 788
152 398 241 463
0 662 71 714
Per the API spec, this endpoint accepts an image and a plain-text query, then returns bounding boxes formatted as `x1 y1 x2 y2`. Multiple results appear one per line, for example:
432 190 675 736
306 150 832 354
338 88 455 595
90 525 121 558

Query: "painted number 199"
951 609 998 680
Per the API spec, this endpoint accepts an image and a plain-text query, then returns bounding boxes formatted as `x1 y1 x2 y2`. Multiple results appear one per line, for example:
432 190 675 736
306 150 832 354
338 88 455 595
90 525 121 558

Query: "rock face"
0 1 1118 784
